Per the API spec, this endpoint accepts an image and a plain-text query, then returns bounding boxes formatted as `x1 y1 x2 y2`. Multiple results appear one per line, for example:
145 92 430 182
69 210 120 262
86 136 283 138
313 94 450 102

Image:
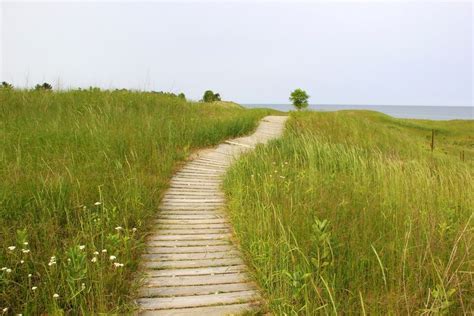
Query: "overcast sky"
1 1 472 105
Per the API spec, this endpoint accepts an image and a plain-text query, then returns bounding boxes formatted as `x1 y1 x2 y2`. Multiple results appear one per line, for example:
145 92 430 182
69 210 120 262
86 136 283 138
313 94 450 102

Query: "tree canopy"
202 90 221 103
289 89 310 110
1 81 13 89
35 82 53 91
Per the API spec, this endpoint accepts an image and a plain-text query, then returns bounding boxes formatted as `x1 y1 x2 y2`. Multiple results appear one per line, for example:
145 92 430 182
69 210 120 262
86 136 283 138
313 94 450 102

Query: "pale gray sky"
1 1 472 105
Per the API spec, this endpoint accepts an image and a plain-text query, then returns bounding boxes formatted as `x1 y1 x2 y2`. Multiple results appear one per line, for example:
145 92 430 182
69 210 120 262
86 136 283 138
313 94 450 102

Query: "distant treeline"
1 81 227 104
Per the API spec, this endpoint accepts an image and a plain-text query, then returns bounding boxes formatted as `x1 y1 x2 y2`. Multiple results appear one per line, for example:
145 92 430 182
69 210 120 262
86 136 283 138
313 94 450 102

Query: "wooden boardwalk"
137 116 288 315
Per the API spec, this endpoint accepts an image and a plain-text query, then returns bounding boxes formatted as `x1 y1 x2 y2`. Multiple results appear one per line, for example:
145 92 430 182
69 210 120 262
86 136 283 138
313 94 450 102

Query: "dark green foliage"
289 89 309 110
1 81 13 89
34 82 53 91
202 90 221 103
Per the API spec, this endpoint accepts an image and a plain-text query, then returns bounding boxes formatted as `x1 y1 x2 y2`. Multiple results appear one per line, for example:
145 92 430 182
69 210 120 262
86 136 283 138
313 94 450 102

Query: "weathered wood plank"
153 219 227 225
146 239 231 247
155 224 229 230
140 302 260 315
143 251 240 261
153 228 230 235
143 273 249 287
146 245 235 254
138 290 259 310
142 257 244 269
144 265 247 277
147 233 231 241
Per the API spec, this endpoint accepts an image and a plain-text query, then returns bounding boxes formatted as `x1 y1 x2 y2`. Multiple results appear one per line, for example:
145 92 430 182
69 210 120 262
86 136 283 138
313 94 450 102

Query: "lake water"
243 104 473 120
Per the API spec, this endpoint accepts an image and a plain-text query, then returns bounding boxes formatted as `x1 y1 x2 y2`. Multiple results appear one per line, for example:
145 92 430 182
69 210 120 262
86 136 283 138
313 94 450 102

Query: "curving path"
137 116 288 315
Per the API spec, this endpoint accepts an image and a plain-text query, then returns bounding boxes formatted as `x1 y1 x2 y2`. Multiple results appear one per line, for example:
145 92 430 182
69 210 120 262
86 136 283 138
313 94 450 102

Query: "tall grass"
0 89 271 314
224 111 473 314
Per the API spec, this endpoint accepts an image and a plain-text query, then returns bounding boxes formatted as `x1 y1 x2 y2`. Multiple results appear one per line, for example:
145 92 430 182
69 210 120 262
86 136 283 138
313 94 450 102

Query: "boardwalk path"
137 116 288 315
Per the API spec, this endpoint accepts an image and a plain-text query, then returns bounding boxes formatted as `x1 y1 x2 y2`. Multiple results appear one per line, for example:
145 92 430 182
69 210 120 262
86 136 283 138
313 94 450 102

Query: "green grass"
224 110 473 315
0 89 272 314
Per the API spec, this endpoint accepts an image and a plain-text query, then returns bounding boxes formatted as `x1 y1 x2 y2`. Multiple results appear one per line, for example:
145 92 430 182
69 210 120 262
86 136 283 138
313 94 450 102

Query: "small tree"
178 93 186 100
35 82 53 91
202 90 215 102
290 89 309 110
213 93 221 101
1 81 13 89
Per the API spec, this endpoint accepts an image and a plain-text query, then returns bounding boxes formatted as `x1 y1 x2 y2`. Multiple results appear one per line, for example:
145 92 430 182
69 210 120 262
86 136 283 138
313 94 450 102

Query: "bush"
1 82 13 90
35 83 53 91
202 90 221 103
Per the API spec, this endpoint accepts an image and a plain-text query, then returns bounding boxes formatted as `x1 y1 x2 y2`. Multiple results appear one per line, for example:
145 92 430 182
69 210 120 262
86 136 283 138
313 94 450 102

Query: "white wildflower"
279 176 286 179
23 242 28 246
79 245 85 250
1 267 6 271
91 257 97 263
28 274 32 278
6 269 12 273
109 255 116 261
94 202 101 206
48 256 57 266
132 227 137 232
81 283 86 290
113 262 124 268
7 246 15 251
31 286 37 291
53 293 59 299
101 249 107 253
115 226 123 231
93 251 99 255
21 249 30 254
2 308 8 313
20 260 24 264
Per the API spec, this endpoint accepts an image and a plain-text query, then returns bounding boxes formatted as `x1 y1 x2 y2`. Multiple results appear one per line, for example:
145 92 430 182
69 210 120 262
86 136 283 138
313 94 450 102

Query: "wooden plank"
142 257 244 269
157 213 224 220
155 229 230 235
143 251 240 261
146 245 235 254
175 171 222 176
163 193 224 197
158 207 222 211
147 239 231 247
183 167 226 173
153 219 227 225
162 197 224 202
155 223 229 230
143 273 249 287
138 290 259 310
144 265 247 277
157 212 226 218
140 302 259 315
160 203 224 209
139 284 257 300
147 233 231 241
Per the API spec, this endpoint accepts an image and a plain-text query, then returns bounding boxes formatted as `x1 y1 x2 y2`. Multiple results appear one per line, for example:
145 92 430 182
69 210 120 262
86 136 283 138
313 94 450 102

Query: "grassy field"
224 111 473 314
0 89 271 314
